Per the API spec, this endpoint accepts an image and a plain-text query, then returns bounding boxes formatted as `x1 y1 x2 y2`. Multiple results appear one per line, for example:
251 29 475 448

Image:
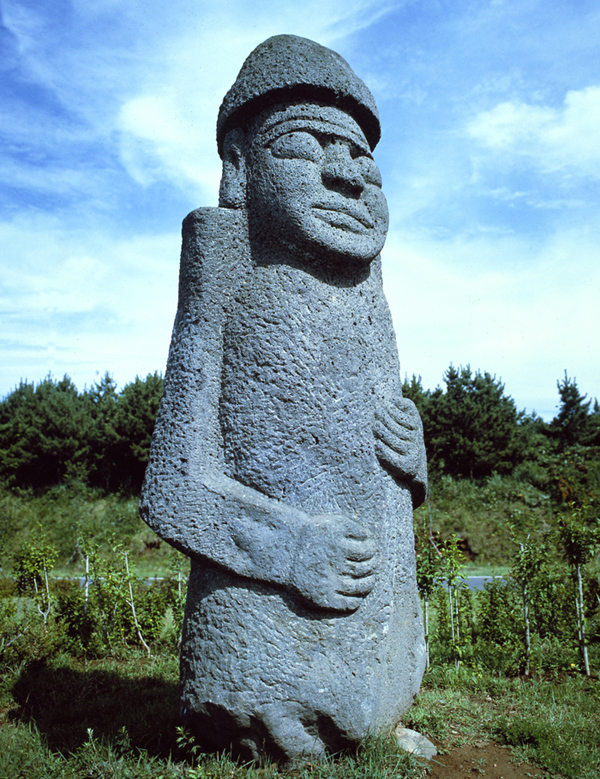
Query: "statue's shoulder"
177 207 252 314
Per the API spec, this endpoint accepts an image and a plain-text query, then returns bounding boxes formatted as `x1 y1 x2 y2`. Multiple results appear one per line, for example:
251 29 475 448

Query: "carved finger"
374 412 413 444
374 437 408 466
394 396 419 414
341 559 377 579
375 426 411 462
387 398 421 429
343 536 376 561
336 573 376 598
342 524 370 541
327 595 363 613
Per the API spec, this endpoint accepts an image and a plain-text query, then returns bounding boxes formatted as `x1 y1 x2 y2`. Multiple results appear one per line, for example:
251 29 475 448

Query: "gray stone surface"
140 34 427 765
394 727 438 760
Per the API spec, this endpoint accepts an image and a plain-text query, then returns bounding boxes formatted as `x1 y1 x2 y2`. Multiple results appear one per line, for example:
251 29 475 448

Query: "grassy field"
1 475 598 777
1 647 598 779
407 666 600 779
0 648 425 779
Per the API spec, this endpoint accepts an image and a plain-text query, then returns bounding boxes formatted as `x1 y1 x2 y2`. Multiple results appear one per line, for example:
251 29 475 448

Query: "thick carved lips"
313 203 375 231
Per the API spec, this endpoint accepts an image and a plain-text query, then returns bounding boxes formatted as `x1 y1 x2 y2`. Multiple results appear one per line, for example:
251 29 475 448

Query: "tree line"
0 366 598 499
0 373 163 494
403 367 600 504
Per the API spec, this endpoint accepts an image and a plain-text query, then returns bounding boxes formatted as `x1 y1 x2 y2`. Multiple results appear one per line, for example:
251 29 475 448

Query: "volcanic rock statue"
140 34 427 764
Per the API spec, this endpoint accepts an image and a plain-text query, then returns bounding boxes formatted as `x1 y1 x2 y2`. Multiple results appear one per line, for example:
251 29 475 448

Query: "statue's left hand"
373 397 426 506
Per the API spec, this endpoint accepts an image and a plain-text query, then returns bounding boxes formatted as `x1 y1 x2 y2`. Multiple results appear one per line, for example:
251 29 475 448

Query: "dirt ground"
420 740 546 779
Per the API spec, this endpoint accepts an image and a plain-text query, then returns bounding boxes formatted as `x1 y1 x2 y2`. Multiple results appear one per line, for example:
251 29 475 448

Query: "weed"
407 666 600 779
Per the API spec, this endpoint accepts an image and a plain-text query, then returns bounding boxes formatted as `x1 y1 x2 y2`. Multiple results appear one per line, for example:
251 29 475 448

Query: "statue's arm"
141 419 376 612
373 396 427 508
369 265 427 508
140 207 376 611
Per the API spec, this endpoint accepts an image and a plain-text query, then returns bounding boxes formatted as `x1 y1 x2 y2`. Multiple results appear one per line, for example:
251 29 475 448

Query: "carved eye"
270 131 323 163
355 156 382 188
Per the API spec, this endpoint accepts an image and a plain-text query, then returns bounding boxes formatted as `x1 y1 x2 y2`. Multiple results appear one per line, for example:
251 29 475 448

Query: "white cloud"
2 0 599 424
115 0 404 200
468 86 600 178
0 214 180 394
381 225 600 417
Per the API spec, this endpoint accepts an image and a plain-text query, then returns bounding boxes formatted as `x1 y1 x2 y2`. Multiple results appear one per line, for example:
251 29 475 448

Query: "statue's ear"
219 128 247 208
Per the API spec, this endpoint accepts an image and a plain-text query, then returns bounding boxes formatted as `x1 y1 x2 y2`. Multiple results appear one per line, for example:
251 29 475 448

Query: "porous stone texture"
140 34 427 766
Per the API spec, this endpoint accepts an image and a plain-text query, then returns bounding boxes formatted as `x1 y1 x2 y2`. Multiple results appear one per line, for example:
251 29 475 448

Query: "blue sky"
1 0 599 419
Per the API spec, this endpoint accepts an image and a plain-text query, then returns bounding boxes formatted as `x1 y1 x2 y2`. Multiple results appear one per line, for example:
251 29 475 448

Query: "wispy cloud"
114 0 407 202
0 213 179 392
1 0 599 417
383 224 600 417
468 86 600 178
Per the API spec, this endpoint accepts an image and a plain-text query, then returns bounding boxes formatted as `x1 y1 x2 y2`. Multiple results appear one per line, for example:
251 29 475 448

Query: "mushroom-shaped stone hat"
217 34 381 156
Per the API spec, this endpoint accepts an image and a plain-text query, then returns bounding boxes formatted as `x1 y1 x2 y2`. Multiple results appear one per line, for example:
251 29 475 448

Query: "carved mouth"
313 205 374 231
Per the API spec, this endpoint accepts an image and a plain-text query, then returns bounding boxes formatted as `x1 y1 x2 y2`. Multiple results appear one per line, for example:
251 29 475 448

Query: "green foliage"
0 480 156 572
113 372 164 493
0 375 87 489
83 540 142 653
84 371 121 493
544 443 600 506
414 473 553 567
414 503 600 678
12 538 58 597
404 369 600 513
551 371 595 449
54 579 99 653
0 371 163 494
557 502 600 568
1 556 187 666
415 532 444 602
46 541 189 656
404 366 523 479
554 502 600 674
475 576 525 674
0 599 65 671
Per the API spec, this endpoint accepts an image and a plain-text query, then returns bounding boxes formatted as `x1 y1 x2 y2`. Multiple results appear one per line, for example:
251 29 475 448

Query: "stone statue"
140 34 427 765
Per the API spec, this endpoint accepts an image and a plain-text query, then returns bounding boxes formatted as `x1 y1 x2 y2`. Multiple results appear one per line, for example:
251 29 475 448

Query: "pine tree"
551 372 591 450
423 365 523 479
0 375 87 489
84 373 120 492
112 373 163 493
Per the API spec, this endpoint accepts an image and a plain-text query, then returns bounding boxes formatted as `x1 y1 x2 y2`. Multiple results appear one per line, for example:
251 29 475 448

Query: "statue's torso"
219 262 399 520
180 260 424 757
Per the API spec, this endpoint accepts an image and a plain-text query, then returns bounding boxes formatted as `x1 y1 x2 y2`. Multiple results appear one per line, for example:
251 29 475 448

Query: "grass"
1 472 553 576
405 665 600 779
0 481 189 585
1 476 598 777
413 473 553 566
1 644 599 778
0 651 425 779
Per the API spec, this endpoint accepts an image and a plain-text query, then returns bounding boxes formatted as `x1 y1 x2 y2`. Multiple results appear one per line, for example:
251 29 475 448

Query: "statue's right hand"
288 514 377 612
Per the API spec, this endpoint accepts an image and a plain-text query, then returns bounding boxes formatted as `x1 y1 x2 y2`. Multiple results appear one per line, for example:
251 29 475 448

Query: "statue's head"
217 35 388 268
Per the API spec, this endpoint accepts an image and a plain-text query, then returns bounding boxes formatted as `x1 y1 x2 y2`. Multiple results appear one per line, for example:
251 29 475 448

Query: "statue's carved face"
246 103 389 266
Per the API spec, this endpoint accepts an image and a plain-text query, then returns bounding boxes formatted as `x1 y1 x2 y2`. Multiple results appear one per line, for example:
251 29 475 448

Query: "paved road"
438 576 503 591
467 576 498 591
63 575 502 591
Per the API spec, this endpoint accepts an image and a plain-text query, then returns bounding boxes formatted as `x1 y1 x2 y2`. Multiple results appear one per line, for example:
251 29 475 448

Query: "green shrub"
53 579 99 654
474 576 525 674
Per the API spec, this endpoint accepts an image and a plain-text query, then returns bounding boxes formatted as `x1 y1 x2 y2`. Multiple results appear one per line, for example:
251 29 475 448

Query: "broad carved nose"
321 141 365 197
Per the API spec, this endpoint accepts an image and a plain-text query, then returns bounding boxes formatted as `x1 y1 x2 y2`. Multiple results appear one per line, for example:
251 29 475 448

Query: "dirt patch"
422 741 547 778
